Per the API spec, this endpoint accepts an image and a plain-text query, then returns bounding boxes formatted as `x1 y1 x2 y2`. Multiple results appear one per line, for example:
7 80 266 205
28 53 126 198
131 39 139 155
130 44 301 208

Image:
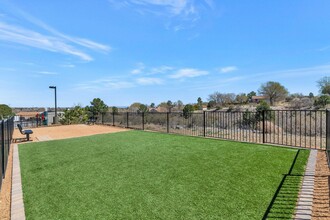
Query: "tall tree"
247 91 257 102
86 98 108 118
208 92 236 106
112 106 118 114
176 100 184 110
166 100 173 112
317 76 330 95
235 93 248 104
150 103 155 108
258 81 288 105
197 97 203 110
138 104 148 113
0 104 13 119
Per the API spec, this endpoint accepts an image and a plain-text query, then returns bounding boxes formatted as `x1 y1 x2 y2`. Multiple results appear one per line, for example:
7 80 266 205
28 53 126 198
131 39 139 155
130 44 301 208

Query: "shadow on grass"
262 149 309 219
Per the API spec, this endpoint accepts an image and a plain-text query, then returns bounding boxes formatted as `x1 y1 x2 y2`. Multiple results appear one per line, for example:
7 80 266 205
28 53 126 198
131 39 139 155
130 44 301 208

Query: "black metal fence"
0 117 14 191
99 110 327 150
14 116 44 128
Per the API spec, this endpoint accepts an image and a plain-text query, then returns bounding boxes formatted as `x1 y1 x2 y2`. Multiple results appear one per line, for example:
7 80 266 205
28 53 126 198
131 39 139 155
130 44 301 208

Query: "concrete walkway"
294 150 317 220
11 144 25 220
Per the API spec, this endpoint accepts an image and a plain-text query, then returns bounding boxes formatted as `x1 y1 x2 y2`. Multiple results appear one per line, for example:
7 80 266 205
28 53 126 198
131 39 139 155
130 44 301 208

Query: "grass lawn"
19 130 309 219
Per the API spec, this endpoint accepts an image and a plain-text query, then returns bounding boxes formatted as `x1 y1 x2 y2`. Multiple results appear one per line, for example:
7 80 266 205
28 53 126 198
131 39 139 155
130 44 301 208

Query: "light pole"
49 86 58 124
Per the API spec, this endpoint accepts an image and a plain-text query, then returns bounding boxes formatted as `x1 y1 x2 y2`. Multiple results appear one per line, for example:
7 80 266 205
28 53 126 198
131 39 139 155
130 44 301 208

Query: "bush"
255 101 273 121
314 95 330 109
183 104 194 119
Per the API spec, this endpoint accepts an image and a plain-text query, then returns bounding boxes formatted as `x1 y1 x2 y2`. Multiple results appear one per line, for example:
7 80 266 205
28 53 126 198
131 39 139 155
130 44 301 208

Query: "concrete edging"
294 149 317 219
11 144 26 220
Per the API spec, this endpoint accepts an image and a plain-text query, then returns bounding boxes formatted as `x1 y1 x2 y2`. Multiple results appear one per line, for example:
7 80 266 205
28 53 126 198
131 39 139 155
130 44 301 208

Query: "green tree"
0 104 13 119
60 106 88 125
129 102 142 112
86 98 108 119
150 103 155 108
207 100 216 109
317 76 330 95
247 91 257 102
112 106 118 114
309 92 314 98
235 93 248 104
197 97 203 110
166 100 173 112
138 104 148 113
182 104 194 119
176 100 184 110
258 81 288 105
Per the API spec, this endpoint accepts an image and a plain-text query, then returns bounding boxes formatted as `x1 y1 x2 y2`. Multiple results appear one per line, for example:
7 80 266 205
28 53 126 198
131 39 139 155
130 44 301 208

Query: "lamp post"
49 86 58 124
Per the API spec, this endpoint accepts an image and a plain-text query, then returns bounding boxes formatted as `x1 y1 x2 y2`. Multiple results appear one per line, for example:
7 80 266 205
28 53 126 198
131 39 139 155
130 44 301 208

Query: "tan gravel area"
13 124 129 142
312 151 330 219
0 145 13 220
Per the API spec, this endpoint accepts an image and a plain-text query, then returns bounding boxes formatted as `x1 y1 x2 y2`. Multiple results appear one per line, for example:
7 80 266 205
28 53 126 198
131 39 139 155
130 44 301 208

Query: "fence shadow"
262 150 307 219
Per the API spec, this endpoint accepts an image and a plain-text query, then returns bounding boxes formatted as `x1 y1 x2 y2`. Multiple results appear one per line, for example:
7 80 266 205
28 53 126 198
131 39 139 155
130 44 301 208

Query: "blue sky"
0 0 330 107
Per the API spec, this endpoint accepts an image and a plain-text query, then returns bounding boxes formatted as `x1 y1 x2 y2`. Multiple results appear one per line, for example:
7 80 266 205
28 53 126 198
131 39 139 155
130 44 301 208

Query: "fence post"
142 112 145 130
326 109 330 167
126 112 129 128
167 112 169 133
1 121 4 178
203 111 206 137
262 110 265 143
112 112 115 126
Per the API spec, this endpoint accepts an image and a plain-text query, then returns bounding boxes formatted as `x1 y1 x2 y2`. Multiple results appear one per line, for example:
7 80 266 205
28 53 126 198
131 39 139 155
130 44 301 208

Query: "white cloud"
38 71 58 75
136 77 163 85
131 62 145 74
109 0 214 30
0 7 110 61
169 68 208 78
75 78 135 91
150 65 173 74
218 66 238 73
0 22 93 61
60 64 75 68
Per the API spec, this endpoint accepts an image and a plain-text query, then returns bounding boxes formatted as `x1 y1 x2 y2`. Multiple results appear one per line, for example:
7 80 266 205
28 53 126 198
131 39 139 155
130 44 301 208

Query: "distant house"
251 96 268 103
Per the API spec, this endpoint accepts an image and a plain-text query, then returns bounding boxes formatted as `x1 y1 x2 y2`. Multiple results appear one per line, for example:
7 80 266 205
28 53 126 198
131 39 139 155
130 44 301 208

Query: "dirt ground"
312 151 330 219
13 124 128 142
0 145 13 220
0 124 128 220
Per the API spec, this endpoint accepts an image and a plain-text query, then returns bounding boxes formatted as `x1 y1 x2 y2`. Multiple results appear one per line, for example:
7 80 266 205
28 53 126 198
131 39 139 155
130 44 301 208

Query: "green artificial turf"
19 130 309 220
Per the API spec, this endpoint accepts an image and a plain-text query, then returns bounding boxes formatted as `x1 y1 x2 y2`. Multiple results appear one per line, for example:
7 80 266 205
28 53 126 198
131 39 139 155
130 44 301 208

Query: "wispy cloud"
109 0 214 30
0 7 110 61
131 62 145 74
136 77 163 85
37 71 58 75
75 78 135 91
318 46 330 52
218 66 238 73
169 68 208 78
150 65 173 74
0 22 93 61
60 64 75 68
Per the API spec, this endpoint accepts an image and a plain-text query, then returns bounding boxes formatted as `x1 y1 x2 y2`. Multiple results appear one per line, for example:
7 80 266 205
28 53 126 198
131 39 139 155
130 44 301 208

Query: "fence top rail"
105 109 327 115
